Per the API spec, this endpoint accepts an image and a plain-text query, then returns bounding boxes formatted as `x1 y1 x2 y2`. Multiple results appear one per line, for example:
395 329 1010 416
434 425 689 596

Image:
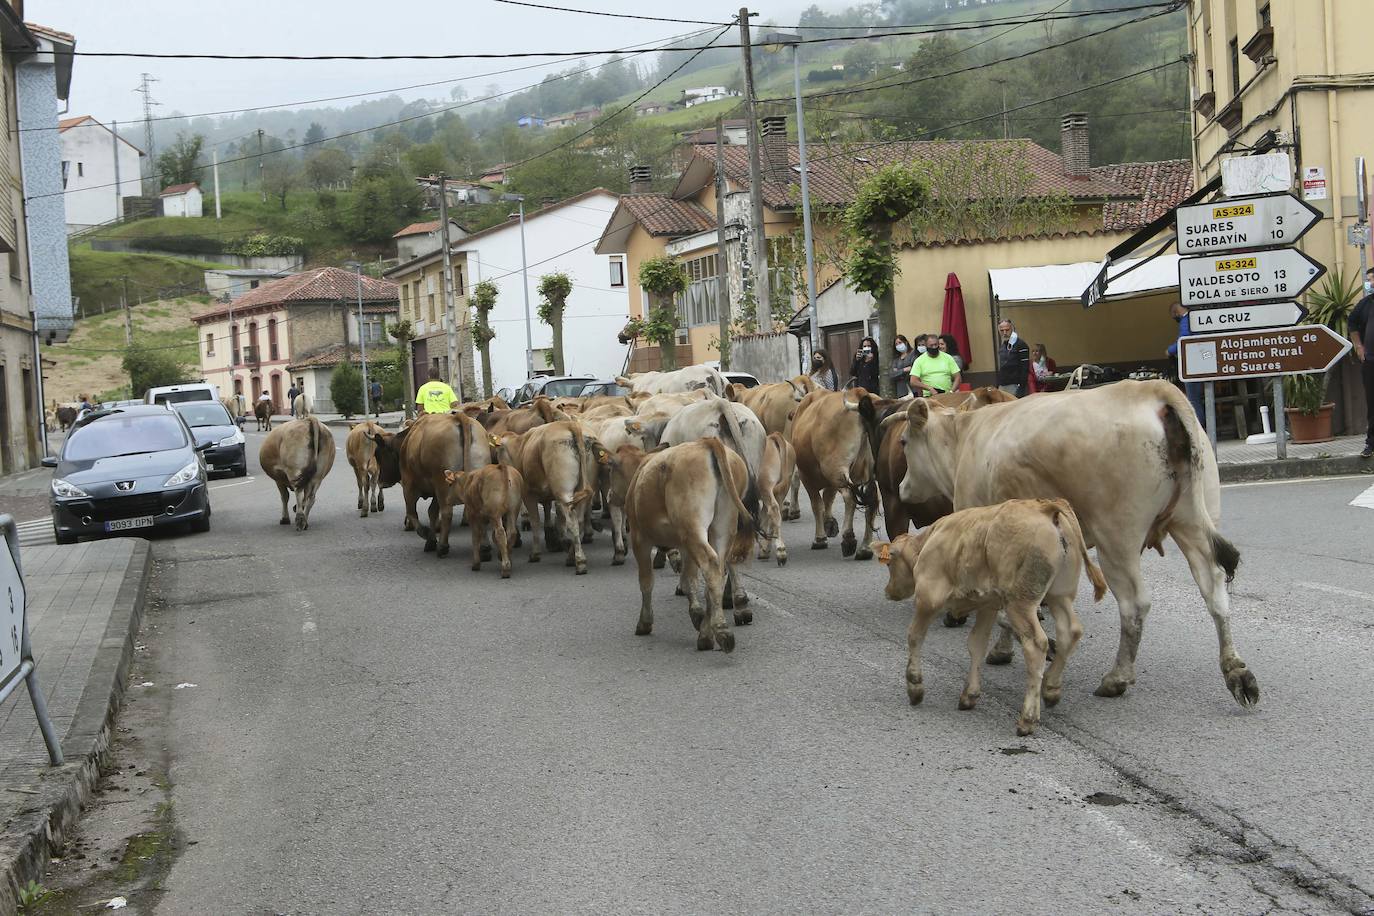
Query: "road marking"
1223 474 1372 489
1349 483 1374 509
210 477 256 490
1297 581 1374 604
746 592 794 619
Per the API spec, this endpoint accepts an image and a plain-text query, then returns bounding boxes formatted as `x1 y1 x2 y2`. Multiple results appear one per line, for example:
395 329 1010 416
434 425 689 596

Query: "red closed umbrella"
941 272 972 372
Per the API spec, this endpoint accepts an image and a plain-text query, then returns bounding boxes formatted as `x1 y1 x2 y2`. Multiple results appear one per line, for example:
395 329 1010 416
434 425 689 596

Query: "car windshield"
154 390 212 405
64 414 188 461
174 403 232 427
542 379 592 398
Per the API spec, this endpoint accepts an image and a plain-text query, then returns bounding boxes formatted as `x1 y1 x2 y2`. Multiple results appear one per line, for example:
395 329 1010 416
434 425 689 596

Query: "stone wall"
730 332 802 383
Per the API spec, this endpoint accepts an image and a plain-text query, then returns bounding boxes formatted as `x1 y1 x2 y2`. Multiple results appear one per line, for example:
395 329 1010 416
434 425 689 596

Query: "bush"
365 350 405 410
330 362 364 417
122 342 194 396
227 232 305 257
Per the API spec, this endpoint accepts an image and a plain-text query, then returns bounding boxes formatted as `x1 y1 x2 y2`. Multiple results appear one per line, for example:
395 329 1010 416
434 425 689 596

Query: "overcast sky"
31 0 810 125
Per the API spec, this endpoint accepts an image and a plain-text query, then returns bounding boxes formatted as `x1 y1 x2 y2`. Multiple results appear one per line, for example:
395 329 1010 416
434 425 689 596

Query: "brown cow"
345 421 391 517
258 417 336 531
755 432 796 566
878 499 1103 735
371 411 492 556
253 398 273 431
596 443 653 566
442 465 524 577
790 387 900 560
483 395 570 435
625 438 760 652
737 376 813 520
516 420 595 573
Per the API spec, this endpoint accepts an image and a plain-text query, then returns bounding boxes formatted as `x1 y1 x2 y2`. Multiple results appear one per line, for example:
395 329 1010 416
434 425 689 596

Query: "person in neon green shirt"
415 366 459 414
909 333 962 395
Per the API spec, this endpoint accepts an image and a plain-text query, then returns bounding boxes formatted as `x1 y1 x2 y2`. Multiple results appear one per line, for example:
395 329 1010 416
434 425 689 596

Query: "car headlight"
51 477 88 498
164 461 201 488
218 430 245 447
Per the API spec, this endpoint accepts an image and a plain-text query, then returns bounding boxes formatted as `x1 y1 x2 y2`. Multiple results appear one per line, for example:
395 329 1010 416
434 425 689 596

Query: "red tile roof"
194 267 398 323
393 220 441 238
619 194 715 237
1092 160 1194 231
58 115 91 131
26 22 74 43
701 140 1135 211
160 182 200 197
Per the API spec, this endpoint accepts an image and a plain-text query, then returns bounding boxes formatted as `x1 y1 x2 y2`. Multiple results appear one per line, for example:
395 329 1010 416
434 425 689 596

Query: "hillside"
46 296 205 403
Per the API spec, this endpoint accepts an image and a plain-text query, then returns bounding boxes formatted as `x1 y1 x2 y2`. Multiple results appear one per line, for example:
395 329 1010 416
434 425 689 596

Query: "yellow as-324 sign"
1215 256 1258 271
1212 203 1255 219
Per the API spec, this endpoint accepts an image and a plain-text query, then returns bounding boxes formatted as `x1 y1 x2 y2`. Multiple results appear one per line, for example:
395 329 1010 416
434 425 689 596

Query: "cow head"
790 375 817 396
372 428 404 487
724 383 743 403
877 531 929 601
843 390 903 466
898 399 959 506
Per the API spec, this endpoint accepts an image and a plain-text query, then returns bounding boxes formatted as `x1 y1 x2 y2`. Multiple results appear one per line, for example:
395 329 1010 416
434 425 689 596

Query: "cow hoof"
942 612 965 628
696 633 713 651
1225 666 1260 707
958 692 979 711
279 517 290 525
776 551 787 567
668 553 682 574
359 510 368 518
575 565 587 576
811 538 828 550
404 518 415 531
787 509 801 521
985 649 1013 666
581 531 593 545
424 540 437 553
471 563 481 572
437 544 449 558
824 518 839 538
635 621 652 636
733 592 749 609
716 630 736 654
612 554 625 566
675 584 686 596
1016 720 1037 737
529 554 541 563
840 534 857 558
733 610 753 626
480 544 493 562
500 568 511 579
1042 686 1062 707
1093 678 1129 698
590 519 603 533
907 678 924 705
854 546 873 562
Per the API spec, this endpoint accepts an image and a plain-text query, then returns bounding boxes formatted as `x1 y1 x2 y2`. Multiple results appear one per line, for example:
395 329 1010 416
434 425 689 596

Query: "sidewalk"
1215 432 1372 482
0 539 151 912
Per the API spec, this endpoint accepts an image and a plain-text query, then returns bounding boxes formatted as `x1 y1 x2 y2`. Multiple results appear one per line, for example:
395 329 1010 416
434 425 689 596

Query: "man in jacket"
996 319 1030 397
1346 267 1374 458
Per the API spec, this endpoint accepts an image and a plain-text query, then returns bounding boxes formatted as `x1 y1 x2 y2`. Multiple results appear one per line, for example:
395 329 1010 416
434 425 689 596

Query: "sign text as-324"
0 539 24 690
1178 247 1325 307
1178 324 1352 382
1174 192 1322 255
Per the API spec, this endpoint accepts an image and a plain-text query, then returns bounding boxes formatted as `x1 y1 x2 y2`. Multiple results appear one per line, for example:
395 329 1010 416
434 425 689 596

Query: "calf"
258 417 336 531
345 421 391 517
596 444 653 566
442 465 524 577
755 432 796 566
878 498 1104 736
625 438 761 652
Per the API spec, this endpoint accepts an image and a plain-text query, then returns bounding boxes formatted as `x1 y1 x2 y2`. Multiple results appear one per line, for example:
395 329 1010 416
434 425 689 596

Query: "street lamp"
762 31 820 355
501 192 534 378
344 260 370 417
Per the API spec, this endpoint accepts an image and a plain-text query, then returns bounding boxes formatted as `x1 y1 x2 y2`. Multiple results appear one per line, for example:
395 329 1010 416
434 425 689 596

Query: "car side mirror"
194 441 213 452
40 456 57 468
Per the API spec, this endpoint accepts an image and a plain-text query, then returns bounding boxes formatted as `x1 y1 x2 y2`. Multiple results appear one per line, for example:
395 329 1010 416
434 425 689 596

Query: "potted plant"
1283 268 1361 442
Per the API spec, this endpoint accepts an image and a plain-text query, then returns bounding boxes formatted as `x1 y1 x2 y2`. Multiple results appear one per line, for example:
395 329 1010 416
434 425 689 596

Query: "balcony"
1217 97 1243 133
1242 26 1274 64
242 345 262 367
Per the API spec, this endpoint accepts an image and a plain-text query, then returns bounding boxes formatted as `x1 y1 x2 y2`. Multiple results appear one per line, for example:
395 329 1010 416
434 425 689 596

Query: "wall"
730 332 800 383
288 302 352 358
461 191 630 394
15 51 72 345
59 121 142 230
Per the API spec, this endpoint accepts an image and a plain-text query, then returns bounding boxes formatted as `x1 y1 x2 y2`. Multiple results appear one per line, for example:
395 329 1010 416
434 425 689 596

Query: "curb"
1219 454 1374 483
0 540 152 913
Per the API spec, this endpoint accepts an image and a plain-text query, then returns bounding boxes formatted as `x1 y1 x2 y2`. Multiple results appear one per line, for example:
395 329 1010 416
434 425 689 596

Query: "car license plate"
105 516 155 532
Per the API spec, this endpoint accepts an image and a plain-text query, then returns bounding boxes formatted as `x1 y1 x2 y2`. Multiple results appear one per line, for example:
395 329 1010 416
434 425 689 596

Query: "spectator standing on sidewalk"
996 319 1030 397
286 382 300 417
1346 267 1374 458
1166 302 1206 426
370 379 383 416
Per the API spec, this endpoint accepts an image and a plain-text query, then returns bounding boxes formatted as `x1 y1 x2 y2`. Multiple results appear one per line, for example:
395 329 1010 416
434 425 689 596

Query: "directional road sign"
1187 300 1308 334
0 530 23 691
1175 192 1322 255
1178 247 1325 308
1178 323 1351 383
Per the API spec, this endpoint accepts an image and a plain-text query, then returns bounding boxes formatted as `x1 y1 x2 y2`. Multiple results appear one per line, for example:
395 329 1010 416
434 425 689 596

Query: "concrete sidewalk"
0 539 151 912
1215 432 1373 482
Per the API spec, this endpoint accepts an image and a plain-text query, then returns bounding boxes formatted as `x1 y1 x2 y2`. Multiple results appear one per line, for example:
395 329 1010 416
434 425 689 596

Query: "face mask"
1366 280 1373 294
896 343 907 354
916 345 926 355
812 356 823 366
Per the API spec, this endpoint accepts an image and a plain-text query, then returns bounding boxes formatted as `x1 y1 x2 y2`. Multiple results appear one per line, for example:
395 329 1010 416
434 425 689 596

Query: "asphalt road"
133 428 1374 914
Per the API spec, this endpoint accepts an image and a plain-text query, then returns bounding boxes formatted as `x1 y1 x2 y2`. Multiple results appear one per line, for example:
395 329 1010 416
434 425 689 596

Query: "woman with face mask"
850 336 881 392
809 348 840 391
890 334 916 396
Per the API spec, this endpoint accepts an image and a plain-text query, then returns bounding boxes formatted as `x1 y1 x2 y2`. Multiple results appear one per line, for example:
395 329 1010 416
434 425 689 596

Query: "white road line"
1349 483 1374 509
1297 581 1374 604
746 592 795 619
1223 474 1372 489
210 477 256 490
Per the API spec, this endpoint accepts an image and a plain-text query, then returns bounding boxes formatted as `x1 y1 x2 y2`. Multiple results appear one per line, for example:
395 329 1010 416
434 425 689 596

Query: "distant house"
392 219 467 262
516 115 546 129
203 268 296 302
415 175 492 208
479 162 513 185
635 101 669 117
682 86 737 108
545 114 576 129
160 182 202 217
58 115 144 231
572 108 601 123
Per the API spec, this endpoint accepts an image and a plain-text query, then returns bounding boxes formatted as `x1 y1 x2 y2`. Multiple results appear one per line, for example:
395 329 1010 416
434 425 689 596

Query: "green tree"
303 122 327 145
262 158 298 210
843 164 928 398
122 342 193 396
305 149 352 190
636 257 686 371
470 281 498 398
402 142 449 178
345 174 423 243
536 272 572 375
388 320 418 418
155 133 204 188
330 362 364 418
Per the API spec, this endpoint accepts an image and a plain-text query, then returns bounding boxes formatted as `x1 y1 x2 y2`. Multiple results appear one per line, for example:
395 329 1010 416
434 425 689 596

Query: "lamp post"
345 260 370 417
502 193 534 377
762 31 819 354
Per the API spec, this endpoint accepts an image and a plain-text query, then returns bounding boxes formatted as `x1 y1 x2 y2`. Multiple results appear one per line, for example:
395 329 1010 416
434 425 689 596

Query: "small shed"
160 182 203 218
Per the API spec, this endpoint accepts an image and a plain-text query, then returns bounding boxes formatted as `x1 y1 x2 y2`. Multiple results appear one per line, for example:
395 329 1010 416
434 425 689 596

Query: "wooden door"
270 374 283 413
824 323 864 385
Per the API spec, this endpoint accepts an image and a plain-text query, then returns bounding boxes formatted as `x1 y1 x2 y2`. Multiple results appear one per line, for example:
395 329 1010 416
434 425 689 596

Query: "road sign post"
0 515 63 767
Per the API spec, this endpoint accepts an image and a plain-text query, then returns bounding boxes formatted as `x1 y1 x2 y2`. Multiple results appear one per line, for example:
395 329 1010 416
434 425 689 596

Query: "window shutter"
0 71 17 255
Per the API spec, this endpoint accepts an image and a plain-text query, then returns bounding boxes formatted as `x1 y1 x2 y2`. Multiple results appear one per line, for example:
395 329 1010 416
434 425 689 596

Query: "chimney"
1060 112 1090 178
761 116 789 177
629 165 652 194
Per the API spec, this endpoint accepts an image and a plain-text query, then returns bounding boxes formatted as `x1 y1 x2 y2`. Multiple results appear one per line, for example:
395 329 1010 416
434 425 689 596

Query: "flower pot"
1284 403 1335 443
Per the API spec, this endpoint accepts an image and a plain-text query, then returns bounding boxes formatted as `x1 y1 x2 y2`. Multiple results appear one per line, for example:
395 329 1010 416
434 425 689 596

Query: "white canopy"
990 254 1180 305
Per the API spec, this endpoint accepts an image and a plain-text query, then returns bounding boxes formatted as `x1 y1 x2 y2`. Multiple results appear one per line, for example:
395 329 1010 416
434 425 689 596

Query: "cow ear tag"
877 543 891 565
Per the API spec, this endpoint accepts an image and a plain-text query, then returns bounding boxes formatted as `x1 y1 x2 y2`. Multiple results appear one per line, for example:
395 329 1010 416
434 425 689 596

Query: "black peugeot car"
43 405 212 544
172 400 247 476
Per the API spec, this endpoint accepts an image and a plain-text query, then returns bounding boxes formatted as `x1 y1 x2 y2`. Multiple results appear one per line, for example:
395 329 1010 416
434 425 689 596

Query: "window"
247 320 259 363
205 332 215 356
1229 37 1240 96
428 293 437 325
231 324 240 365
675 254 720 328
77 162 84 177
609 258 625 287
454 265 465 297
61 161 69 189
268 318 279 360
8 220 19 280
1258 3 1270 27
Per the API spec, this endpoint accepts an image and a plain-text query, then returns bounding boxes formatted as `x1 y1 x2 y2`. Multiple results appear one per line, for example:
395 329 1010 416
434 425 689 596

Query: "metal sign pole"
0 515 62 766
1273 377 1287 460
1204 381 1217 449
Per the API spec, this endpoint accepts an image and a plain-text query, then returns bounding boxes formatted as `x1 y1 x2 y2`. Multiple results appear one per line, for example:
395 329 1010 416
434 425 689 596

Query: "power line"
490 0 733 26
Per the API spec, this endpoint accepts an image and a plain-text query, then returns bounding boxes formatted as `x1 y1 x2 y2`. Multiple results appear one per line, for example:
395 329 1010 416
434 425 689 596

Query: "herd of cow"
255 364 1259 736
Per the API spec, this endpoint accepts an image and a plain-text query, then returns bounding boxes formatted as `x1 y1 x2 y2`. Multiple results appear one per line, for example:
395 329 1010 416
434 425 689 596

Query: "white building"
683 86 737 107
159 181 202 217
58 115 143 231
454 188 628 395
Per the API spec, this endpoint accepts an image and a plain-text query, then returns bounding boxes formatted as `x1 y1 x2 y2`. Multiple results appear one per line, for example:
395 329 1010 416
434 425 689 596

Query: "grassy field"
68 247 231 316
45 296 204 403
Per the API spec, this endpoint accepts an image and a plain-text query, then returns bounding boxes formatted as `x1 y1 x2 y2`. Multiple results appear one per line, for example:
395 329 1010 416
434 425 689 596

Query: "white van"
145 382 220 407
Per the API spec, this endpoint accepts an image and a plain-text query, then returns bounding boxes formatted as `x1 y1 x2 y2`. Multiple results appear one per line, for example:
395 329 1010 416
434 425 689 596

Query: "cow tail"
457 413 468 470
1144 402 1191 556
570 424 594 509
294 418 320 492
1051 500 1107 602
706 437 758 549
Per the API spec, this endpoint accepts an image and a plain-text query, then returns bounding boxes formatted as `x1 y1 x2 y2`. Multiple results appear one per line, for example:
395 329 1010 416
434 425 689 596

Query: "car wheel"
190 513 211 534
54 526 77 545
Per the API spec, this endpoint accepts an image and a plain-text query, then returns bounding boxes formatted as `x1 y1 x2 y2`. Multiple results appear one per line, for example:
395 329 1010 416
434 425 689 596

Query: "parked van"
145 383 219 407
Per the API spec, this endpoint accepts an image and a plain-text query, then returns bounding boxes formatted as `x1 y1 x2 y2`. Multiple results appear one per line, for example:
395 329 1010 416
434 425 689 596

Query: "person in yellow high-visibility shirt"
415 366 458 414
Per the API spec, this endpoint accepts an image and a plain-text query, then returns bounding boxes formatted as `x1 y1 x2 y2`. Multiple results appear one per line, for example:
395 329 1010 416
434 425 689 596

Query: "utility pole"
212 149 222 219
437 174 463 399
737 7 771 329
257 129 266 203
353 263 370 416
135 74 158 194
714 117 732 371
111 120 122 223
991 78 1010 139
120 277 133 346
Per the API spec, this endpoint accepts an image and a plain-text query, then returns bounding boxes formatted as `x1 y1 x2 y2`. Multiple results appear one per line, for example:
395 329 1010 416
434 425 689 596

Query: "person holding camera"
850 336 881 392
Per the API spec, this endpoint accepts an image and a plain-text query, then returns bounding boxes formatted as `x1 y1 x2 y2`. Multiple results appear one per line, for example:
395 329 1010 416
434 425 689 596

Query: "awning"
991 254 1180 306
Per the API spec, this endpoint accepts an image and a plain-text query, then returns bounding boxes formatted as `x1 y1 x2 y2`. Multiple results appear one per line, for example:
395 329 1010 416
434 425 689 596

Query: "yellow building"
386 245 476 401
